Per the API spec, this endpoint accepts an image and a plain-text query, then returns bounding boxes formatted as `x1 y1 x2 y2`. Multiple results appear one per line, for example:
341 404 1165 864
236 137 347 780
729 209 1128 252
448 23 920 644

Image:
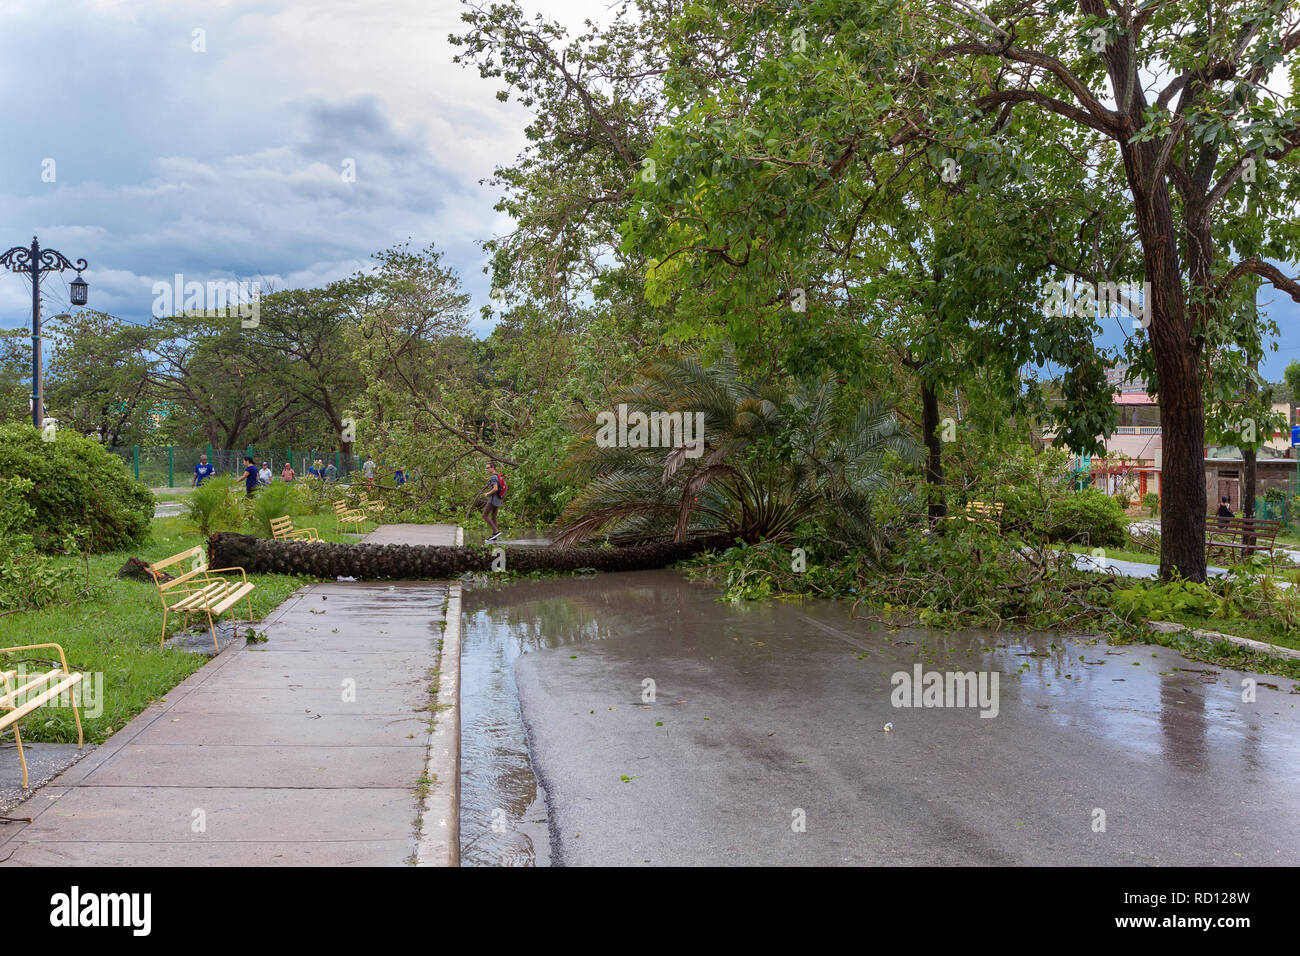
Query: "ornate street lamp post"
0 236 89 428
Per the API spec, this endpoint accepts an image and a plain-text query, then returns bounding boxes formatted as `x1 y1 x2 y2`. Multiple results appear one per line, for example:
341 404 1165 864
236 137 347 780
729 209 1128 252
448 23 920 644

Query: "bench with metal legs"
271 515 321 541
147 546 256 652
0 643 84 789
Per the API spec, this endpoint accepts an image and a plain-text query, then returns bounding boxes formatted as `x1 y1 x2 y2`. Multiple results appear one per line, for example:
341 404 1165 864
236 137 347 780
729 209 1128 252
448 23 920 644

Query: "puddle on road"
458 588 553 867
458 568 638 865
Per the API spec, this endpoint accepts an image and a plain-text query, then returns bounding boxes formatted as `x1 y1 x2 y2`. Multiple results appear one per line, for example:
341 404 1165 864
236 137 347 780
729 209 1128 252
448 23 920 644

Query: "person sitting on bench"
1216 495 1234 527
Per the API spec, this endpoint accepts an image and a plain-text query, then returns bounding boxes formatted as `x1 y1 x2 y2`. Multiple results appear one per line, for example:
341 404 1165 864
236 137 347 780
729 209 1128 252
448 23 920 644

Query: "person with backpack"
482 462 506 541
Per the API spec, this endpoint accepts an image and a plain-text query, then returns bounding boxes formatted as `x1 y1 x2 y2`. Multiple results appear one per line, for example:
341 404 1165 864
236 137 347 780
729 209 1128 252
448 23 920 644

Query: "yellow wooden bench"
333 499 367 535
966 501 1004 521
949 501 1004 526
0 643 84 789
271 515 320 541
147 546 256 652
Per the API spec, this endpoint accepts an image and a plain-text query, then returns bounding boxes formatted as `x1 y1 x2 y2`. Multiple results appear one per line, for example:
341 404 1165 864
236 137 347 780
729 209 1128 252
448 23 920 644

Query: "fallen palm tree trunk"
207 532 734 580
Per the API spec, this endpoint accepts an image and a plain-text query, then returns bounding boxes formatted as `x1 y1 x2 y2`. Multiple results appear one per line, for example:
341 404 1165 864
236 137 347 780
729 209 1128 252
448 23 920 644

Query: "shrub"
1044 489 1127 548
246 481 302 537
292 478 336 515
972 446 1073 542
0 475 85 611
0 422 152 553
1110 579 1220 621
1141 492 1160 517
184 476 247 537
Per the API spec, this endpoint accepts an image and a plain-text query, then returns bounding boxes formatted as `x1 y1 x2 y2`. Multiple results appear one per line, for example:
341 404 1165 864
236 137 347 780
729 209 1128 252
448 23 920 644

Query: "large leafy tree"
622 4 1123 518
240 280 369 456
627 0 1300 580
42 311 155 445
0 330 31 423
148 311 309 450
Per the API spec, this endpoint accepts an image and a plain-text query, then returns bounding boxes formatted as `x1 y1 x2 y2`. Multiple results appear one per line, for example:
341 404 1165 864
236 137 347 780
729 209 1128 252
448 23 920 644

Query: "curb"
416 566 462 866
1147 620 1300 660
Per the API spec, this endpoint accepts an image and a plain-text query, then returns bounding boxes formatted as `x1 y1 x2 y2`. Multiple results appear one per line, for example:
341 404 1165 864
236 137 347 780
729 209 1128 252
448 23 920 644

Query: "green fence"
108 446 362 488
1252 474 1300 523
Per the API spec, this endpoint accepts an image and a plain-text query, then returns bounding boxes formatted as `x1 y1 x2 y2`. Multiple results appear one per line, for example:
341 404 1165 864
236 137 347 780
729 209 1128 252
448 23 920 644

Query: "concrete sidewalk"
0 524 460 866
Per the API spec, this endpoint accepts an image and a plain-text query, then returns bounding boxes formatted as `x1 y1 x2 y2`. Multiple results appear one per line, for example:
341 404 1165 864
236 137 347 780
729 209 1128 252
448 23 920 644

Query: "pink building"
1098 387 1162 498
1065 367 1295 504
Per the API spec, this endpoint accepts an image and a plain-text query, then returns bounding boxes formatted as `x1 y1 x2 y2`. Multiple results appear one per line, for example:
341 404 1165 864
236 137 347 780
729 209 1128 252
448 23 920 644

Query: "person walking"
258 461 272 486
193 454 215 487
324 459 338 482
281 462 296 482
242 456 258 498
482 462 504 541
362 456 376 485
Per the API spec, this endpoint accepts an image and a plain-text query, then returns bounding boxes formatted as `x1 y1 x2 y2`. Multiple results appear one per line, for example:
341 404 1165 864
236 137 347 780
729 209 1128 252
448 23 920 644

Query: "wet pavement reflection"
461 569 1300 865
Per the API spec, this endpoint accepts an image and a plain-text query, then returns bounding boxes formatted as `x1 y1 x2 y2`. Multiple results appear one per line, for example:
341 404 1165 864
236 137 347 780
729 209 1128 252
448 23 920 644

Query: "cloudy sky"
1 0 1296 379
0 0 614 339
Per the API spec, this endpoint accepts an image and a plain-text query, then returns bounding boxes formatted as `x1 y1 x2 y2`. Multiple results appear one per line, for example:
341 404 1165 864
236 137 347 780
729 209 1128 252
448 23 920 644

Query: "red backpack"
495 471 507 500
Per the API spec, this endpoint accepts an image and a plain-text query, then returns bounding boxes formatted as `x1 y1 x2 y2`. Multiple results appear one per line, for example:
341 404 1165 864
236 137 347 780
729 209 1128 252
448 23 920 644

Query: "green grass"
1 516 315 744
1108 624 1300 682
1160 610 1300 653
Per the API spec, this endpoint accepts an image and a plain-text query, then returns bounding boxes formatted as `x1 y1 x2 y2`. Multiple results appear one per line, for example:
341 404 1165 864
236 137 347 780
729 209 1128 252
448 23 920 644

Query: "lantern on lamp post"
0 237 90 428
70 272 89 306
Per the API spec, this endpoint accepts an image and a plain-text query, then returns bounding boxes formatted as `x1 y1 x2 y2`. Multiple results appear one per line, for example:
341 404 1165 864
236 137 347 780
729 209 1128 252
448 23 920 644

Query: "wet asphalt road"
484 570 1300 866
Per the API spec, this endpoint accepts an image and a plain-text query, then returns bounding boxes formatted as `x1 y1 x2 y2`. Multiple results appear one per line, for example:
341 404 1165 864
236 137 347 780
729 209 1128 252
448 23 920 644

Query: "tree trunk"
1243 446 1257 516
1243 369 1258 523
1154 358 1207 581
208 532 735 580
1122 142 1206 582
921 379 946 522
